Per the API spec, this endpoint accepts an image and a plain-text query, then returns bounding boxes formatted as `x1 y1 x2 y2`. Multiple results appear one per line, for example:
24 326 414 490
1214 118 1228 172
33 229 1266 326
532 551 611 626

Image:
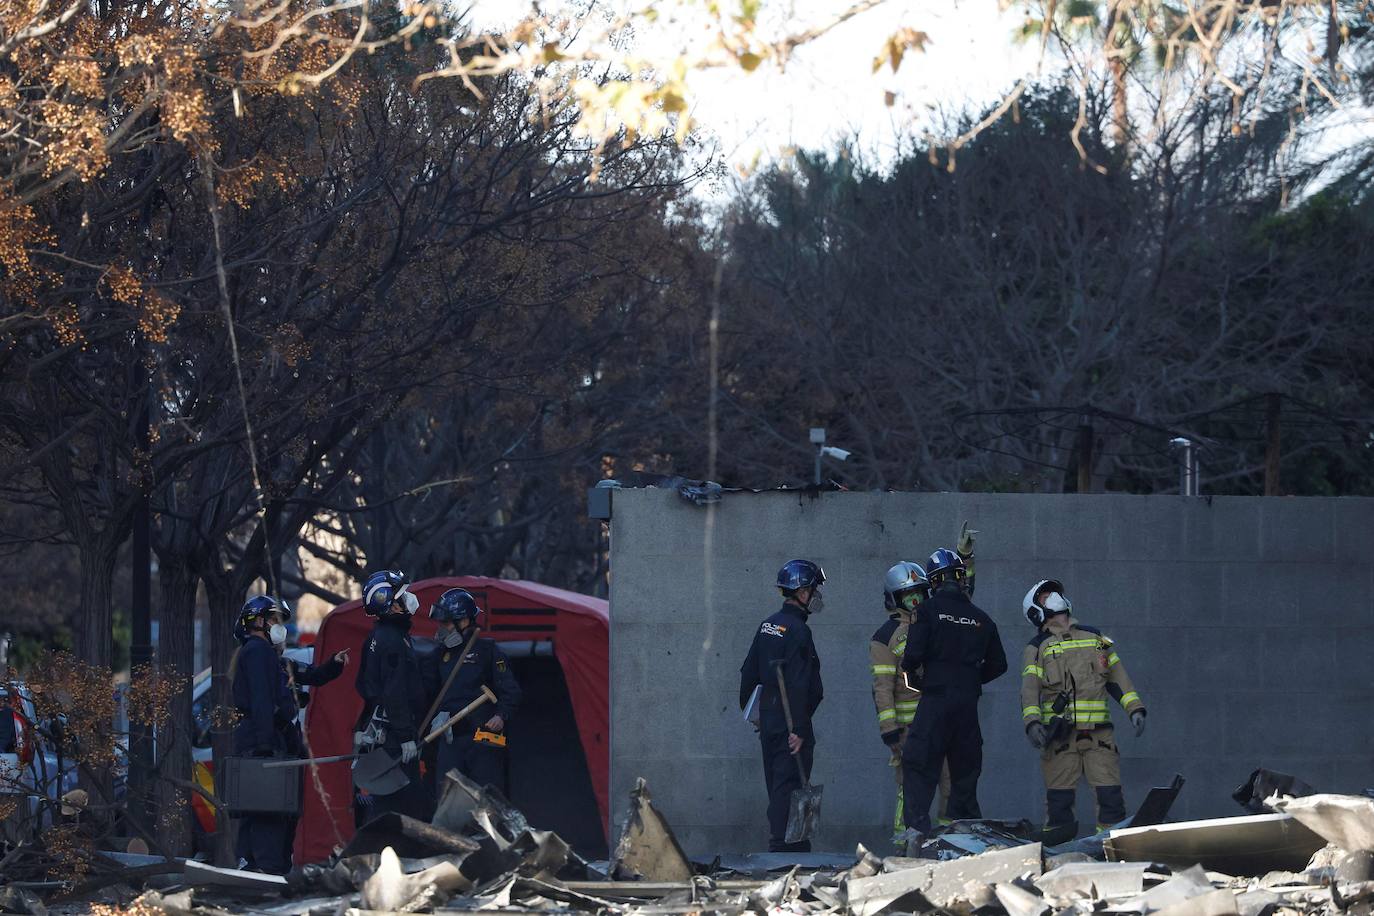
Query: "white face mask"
269 624 287 646
397 588 419 615
442 628 463 648
1044 592 1070 613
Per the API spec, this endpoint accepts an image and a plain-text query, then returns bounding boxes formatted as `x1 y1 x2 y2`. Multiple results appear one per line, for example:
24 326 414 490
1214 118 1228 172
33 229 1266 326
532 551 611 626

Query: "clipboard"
743 684 762 726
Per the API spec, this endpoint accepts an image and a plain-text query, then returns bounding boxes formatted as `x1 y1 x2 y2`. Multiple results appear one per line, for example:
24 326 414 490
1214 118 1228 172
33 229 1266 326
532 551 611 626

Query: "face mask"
806 592 824 614
1044 592 1070 613
899 592 923 612
396 587 419 615
442 628 463 648
269 624 287 646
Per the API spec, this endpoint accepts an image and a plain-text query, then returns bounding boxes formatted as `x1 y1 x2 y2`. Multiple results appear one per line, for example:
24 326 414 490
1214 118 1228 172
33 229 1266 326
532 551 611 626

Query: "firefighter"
739 559 825 852
427 588 521 793
353 570 433 822
899 548 1007 849
1021 579 1147 844
230 595 346 873
871 561 950 839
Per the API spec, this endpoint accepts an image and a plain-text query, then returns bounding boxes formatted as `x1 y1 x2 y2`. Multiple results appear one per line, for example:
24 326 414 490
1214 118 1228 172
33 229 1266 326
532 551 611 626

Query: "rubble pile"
10 770 1374 916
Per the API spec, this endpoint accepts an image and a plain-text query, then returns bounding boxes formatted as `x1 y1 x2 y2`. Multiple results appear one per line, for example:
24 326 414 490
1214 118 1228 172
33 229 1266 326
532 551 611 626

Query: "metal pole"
814 448 821 486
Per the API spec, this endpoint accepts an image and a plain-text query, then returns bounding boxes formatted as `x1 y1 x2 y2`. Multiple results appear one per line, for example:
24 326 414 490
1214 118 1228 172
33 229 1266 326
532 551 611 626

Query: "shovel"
353 686 499 796
774 665 822 844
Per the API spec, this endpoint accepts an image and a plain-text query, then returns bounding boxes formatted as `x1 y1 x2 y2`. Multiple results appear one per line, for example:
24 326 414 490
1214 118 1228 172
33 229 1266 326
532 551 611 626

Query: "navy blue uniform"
900 584 1007 834
739 604 823 852
231 638 342 873
430 638 521 791
355 615 432 822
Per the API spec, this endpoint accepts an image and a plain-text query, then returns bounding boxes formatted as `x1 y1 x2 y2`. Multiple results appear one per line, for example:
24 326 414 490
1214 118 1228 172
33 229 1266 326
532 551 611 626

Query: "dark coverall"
899 584 1007 835
430 638 521 793
355 614 433 822
739 604 823 852
231 639 343 873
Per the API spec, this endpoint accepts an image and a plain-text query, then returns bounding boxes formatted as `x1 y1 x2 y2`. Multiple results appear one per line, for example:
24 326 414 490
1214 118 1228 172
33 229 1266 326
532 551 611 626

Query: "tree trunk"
154 560 198 856
75 538 118 670
203 576 244 866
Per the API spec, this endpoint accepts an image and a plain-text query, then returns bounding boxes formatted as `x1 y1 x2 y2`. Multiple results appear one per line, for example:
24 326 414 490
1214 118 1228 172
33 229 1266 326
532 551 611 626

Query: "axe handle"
262 753 357 769
419 627 481 735
774 665 809 786
422 685 497 745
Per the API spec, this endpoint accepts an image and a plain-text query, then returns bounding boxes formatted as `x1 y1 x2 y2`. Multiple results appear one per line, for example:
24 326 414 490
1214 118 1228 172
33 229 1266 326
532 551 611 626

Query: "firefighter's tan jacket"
870 611 921 738
1020 621 1144 730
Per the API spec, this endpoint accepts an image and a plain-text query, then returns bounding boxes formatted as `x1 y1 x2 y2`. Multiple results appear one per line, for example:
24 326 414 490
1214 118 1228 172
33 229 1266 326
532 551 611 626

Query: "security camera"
820 445 851 462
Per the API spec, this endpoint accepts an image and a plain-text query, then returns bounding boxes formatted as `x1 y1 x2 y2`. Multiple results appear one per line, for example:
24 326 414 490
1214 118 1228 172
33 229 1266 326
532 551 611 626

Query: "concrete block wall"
607 489 1374 857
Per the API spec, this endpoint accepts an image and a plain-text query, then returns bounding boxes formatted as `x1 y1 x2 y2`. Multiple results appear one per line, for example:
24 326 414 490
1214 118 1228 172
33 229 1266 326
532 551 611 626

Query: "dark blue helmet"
363 570 416 617
429 588 481 626
926 548 966 587
776 559 826 593
237 595 289 641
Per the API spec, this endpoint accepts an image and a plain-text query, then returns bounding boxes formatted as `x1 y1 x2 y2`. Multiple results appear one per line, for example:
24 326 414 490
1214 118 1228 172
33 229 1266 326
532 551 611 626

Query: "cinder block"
1260 498 1334 562
1297 565 1374 626
1333 499 1374 565
1182 627 1256 693
1109 497 1188 561
1260 629 1334 690
1221 562 1299 626
1182 499 1262 561
1034 497 1113 562
1148 562 1223 627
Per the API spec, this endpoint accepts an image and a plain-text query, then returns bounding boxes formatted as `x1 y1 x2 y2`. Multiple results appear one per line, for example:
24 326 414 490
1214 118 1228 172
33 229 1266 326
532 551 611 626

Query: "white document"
743 685 762 726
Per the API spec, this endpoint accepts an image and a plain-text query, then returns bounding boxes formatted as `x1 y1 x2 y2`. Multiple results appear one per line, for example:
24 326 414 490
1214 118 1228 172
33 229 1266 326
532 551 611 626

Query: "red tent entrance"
293 577 609 865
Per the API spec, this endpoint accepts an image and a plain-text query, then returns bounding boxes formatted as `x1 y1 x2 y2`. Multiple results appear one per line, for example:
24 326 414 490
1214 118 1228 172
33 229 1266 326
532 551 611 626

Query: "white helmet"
883 562 929 611
1023 579 1071 627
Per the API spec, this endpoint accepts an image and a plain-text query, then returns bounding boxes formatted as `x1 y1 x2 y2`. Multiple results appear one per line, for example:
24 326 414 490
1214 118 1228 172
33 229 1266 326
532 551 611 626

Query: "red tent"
293 577 609 865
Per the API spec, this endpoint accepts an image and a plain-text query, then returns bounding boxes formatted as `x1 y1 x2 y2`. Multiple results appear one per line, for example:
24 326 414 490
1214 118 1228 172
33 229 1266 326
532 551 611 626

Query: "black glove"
882 729 902 748
1026 722 1047 749
251 746 274 758
1131 710 1146 737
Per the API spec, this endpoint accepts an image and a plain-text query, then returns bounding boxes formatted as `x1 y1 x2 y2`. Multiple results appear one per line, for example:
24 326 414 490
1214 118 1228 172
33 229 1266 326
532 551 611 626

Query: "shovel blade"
353 748 410 796
784 783 823 844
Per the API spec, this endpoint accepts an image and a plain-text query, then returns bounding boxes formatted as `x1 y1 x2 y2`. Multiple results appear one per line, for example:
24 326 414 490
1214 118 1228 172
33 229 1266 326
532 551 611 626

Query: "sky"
465 1 1045 172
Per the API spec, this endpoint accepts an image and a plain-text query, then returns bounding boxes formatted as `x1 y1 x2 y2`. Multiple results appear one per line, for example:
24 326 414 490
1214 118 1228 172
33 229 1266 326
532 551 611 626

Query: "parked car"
0 682 78 845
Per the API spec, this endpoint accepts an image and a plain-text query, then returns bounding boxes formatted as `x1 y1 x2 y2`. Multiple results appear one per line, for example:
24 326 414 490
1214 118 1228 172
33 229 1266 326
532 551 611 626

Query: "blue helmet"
236 595 290 642
777 559 826 594
926 548 966 588
429 588 481 626
363 570 416 617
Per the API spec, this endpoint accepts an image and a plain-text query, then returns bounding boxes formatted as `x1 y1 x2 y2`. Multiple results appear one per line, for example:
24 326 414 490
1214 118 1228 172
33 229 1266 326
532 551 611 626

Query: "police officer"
1021 579 1147 843
739 559 825 852
353 570 432 822
899 548 1007 848
871 562 949 840
231 595 346 873
427 588 521 791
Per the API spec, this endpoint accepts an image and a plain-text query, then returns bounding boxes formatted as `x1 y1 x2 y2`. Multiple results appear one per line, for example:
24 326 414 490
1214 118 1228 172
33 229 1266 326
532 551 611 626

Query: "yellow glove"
956 520 977 558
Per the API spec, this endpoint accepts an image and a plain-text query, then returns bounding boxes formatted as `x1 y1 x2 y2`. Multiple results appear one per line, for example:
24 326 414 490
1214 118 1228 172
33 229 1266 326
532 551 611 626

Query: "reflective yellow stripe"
1121 691 1141 707
1107 653 1121 667
872 664 897 675
1043 639 1102 656
897 710 917 725
894 639 907 655
896 700 920 709
1023 706 1041 719
1022 664 1044 678
877 708 897 722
